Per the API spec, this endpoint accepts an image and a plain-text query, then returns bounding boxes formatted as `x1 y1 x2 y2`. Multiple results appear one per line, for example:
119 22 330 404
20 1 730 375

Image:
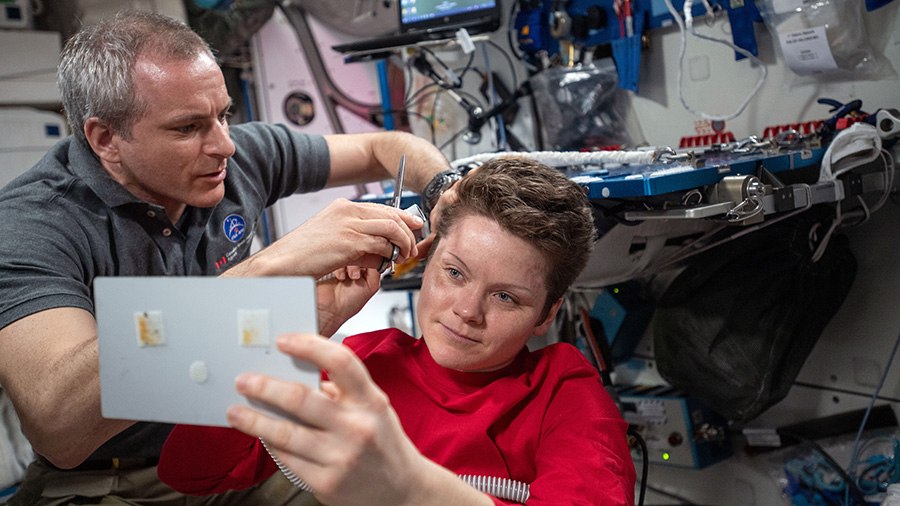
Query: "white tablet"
95 276 319 427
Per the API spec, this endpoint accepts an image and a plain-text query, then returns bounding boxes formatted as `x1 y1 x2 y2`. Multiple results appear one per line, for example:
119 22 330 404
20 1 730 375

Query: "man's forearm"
0 308 135 468
25 340 135 468
372 131 452 194
324 131 451 193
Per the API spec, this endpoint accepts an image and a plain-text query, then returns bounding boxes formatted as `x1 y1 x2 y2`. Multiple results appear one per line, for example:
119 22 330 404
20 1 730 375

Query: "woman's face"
416 214 561 372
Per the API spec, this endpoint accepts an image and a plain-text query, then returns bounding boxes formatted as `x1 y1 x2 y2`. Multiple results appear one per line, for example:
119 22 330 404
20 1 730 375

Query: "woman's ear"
533 297 564 337
83 117 121 164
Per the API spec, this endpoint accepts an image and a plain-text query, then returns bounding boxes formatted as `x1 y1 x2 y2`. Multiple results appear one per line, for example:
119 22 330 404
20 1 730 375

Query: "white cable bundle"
459 474 531 503
661 0 767 121
263 440 532 504
451 150 655 171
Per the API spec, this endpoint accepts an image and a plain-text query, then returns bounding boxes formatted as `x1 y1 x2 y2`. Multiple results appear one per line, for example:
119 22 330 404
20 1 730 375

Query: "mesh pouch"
652 206 857 424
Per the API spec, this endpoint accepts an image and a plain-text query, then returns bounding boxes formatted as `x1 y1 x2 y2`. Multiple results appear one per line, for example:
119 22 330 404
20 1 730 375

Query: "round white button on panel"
189 361 209 384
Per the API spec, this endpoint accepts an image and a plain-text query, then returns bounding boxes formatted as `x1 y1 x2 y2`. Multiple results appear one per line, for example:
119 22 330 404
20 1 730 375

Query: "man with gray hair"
0 9 451 504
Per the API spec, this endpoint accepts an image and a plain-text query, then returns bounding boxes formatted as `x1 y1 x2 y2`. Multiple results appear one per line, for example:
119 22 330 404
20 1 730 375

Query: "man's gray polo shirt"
0 121 329 459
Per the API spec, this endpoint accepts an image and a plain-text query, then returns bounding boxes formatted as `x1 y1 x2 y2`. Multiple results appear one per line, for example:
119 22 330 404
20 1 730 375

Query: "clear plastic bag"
750 429 900 506
529 60 646 151
757 0 897 84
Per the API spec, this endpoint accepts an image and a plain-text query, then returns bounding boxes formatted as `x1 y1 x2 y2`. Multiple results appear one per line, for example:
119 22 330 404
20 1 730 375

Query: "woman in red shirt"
158 157 636 506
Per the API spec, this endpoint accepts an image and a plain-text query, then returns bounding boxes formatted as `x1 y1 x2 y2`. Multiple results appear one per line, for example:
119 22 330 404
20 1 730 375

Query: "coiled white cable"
662 0 767 121
262 440 531 503
261 439 314 492
451 150 655 171
459 474 531 503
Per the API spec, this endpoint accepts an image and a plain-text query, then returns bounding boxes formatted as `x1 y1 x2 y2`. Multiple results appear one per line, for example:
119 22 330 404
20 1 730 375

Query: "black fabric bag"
652 206 858 424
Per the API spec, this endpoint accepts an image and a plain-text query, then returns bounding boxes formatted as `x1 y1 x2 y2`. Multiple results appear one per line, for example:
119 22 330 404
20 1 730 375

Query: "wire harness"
262 439 533 503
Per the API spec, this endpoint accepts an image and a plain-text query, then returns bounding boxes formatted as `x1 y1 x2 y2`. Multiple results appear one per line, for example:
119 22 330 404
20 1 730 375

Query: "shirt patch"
223 214 246 242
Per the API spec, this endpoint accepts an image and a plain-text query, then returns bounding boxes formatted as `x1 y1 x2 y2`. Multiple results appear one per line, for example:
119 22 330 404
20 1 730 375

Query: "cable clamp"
455 28 475 54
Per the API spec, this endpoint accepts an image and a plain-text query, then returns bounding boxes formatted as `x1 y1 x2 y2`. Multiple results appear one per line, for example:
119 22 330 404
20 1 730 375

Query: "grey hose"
261 439 531 503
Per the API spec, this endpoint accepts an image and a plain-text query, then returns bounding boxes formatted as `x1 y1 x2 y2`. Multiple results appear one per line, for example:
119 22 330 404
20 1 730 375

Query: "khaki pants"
6 458 322 506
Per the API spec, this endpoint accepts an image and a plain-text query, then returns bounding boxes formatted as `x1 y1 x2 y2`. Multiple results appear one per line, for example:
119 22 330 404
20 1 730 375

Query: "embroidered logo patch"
223 214 246 242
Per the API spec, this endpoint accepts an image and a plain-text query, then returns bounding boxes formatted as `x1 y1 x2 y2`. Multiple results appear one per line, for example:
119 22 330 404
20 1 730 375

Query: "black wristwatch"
422 168 463 217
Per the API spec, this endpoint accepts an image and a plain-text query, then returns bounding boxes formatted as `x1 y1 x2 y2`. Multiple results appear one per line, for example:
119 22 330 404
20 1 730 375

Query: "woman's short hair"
58 10 215 145
434 157 596 316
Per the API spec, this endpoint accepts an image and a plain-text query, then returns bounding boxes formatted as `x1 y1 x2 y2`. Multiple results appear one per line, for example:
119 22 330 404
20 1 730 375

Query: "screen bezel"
398 0 502 35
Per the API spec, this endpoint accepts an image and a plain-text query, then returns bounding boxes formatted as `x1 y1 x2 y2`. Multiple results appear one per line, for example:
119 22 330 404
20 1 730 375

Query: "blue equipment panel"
515 0 763 58
361 147 824 205
619 385 733 469
565 147 824 199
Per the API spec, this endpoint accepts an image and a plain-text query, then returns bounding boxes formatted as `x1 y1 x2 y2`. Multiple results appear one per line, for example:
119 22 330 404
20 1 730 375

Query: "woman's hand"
227 334 496 506
415 183 460 259
227 334 426 505
315 267 381 337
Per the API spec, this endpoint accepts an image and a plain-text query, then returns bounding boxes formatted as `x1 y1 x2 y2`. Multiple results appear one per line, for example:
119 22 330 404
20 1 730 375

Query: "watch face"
425 170 462 213
434 175 452 193
425 179 442 199
428 172 457 198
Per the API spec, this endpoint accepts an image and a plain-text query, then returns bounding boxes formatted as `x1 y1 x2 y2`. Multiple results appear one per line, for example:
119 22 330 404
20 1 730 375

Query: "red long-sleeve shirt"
158 329 635 505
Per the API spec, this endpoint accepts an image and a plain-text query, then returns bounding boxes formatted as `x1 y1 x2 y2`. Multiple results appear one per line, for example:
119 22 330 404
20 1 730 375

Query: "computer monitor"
331 0 501 54
399 0 501 35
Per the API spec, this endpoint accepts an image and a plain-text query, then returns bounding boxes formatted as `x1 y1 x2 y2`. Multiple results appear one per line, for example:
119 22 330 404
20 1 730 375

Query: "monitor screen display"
400 0 499 32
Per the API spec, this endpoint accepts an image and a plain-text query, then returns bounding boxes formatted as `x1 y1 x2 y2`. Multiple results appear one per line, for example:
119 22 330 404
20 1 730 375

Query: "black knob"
571 15 588 39
587 5 607 29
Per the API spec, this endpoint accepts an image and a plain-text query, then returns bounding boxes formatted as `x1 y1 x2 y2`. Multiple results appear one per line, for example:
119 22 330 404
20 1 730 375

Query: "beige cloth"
6 457 323 506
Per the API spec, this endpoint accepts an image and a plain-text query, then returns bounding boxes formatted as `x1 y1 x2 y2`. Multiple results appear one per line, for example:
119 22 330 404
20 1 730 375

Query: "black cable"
433 48 478 83
420 46 453 74
404 63 486 153
506 0 521 59
406 81 442 108
407 86 485 136
485 39 519 93
506 0 536 71
369 108 436 144
415 85 482 115
407 88 443 110
415 47 464 90
430 89 441 145
451 129 459 160
403 57 415 105
407 110 437 145
405 52 478 108
454 89 484 110
439 125 468 151
402 46 489 153
628 426 648 506
456 50 477 82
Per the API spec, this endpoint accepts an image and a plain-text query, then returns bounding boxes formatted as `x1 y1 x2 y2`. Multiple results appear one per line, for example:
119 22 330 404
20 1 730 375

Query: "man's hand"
315 267 382 337
225 199 424 279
